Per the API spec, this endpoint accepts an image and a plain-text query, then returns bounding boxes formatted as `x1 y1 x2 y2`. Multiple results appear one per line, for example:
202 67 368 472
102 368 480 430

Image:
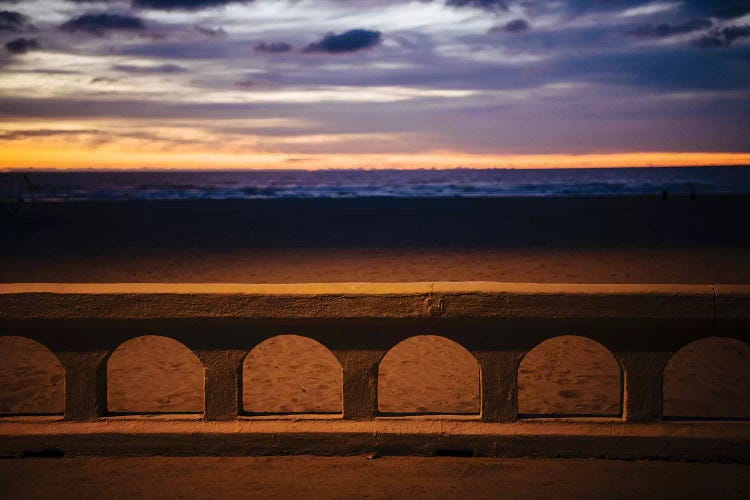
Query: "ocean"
2 166 750 202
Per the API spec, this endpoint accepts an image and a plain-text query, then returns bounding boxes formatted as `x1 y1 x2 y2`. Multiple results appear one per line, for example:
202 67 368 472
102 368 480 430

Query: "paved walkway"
1 456 749 499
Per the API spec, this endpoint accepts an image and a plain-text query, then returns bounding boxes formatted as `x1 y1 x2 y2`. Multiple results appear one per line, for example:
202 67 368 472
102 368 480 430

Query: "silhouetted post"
618 352 672 422
197 350 247 421
57 351 109 421
21 175 38 212
475 351 525 422
335 350 386 420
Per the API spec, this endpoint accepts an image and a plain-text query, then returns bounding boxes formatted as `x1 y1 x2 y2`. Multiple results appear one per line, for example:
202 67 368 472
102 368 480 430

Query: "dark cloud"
233 79 277 89
0 129 101 140
234 79 255 88
304 29 381 53
712 4 750 20
490 18 529 34
132 0 249 10
515 0 739 19
112 63 188 73
445 0 509 12
629 19 712 38
255 41 292 53
60 13 146 36
90 76 119 83
696 25 750 47
117 39 235 59
722 24 750 40
4 37 38 54
195 25 226 37
505 18 529 33
0 10 31 32
24 69 83 75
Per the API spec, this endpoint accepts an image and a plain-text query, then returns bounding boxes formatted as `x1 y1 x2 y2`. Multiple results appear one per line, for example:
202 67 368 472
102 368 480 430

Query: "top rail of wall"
1 282 747 320
1 283 748 350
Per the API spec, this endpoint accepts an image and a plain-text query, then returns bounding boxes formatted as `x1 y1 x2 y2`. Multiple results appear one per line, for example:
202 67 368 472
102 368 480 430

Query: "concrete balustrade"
1 282 749 460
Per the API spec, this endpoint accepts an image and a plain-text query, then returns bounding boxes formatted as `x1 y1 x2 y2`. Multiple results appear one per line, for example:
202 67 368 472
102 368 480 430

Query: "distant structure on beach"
0 174 37 215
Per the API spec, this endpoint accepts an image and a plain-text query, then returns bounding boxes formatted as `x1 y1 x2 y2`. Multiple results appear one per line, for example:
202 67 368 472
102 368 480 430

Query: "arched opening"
0 336 64 415
378 335 479 414
664 337 750 419
518 335 621 416
107 335 204 414
243 335 342 414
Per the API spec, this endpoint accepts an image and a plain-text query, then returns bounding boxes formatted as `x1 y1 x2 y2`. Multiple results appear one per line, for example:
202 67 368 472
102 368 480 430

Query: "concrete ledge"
1 417 749 461
432 282 715 320
715 285 750 335
0 282 725 320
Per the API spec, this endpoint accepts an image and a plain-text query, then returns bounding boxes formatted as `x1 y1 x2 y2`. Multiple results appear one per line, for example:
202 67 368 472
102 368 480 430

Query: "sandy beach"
4 456 750 499
1 196 749 417
3 196 750 284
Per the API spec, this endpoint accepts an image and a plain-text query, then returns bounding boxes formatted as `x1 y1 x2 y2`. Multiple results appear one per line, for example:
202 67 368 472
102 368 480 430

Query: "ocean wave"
2 166 749 202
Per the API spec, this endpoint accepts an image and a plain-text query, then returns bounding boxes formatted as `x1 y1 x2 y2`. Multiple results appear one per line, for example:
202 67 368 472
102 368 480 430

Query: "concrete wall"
1 282 748 459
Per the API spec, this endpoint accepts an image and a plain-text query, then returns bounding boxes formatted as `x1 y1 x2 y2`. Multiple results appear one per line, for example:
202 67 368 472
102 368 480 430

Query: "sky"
1 0 749 169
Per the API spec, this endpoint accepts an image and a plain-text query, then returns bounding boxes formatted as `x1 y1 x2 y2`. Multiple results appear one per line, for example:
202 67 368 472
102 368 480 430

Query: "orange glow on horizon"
1 145 749 171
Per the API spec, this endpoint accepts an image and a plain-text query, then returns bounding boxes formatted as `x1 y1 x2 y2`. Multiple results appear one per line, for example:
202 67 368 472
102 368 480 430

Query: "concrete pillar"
474 351 525 422
196 350 248 421
57 351 109 421
618 352 672 422
334 350 386 420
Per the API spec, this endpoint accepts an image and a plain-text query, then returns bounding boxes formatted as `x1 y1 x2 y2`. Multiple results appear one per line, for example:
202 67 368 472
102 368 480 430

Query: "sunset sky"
1 0 749 169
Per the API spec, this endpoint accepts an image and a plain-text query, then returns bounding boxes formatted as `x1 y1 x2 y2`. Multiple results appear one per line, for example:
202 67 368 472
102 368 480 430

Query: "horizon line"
2 151 750 172
3 163 750 174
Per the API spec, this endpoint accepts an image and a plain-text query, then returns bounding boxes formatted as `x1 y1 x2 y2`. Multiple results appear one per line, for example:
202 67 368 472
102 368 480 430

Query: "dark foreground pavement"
1 456 749 499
